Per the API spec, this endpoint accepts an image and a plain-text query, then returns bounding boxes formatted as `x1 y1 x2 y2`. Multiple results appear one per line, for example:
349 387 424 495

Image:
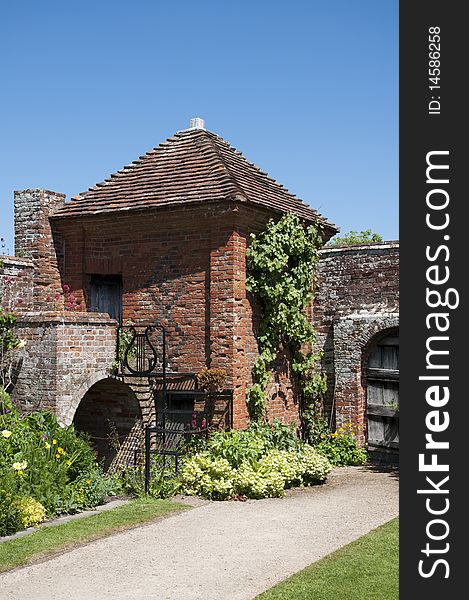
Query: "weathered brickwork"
313 242 399 440
4 184 399 451
74 377 142 468
49 201 299 429
14 189 65 309
12 312 117 425
0 257 33 312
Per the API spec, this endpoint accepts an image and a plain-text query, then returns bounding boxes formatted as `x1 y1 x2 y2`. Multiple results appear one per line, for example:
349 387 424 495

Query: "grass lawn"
0 497 187 573
256 518 399 600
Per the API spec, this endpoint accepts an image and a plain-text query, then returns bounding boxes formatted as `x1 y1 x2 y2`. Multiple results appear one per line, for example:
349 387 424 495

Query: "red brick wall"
14 189 65 309
51 202 300 428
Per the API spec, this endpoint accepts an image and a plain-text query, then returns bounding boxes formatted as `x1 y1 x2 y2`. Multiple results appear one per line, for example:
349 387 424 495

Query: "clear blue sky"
0 0 398 254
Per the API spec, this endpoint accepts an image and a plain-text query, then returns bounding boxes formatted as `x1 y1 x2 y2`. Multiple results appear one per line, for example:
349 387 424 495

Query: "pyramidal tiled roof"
54 127 338 234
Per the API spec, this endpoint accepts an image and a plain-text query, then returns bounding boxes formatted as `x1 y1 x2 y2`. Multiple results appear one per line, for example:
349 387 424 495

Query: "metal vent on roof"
189 117 205 129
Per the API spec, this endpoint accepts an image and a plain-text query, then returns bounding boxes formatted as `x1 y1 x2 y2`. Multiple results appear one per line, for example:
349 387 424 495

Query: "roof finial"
189 117 205 130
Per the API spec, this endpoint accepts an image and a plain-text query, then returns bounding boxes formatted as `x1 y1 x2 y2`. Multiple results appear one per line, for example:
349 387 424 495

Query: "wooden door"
89 275 123 323
365 331 399 460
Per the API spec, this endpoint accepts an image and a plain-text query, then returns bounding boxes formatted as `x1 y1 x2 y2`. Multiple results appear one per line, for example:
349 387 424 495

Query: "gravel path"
0 466 399 600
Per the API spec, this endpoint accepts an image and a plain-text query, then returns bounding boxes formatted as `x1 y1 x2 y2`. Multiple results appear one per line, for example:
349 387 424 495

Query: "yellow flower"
85 479 91 485
52 439 57 445
338 427 344 434
57 447 66 455
55 453 60 459
320 433 325 438
66 460 72 466
44 442 51 449
1 430 12 438
331 432 338 438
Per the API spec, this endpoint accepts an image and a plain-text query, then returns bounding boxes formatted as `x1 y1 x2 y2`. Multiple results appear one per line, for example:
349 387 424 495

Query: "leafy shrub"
0 395 116 534
195 420 301 468
258 449 302 488
326 229 383 247
234 462 285 499
178 426 332 500
148 459 181 499
180 453 235 500
59 470 120 514
315 423 368 466
14 496 47 528
199 429 267 468
0 489 24 536
299 444 333 483
0 489 46 535
116 466 146 497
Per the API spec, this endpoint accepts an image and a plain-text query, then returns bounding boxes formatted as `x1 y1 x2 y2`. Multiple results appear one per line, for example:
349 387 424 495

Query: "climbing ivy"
245 213 327 427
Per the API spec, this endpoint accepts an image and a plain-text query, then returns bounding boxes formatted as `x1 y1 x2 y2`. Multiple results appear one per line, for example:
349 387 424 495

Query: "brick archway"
73 377 142 469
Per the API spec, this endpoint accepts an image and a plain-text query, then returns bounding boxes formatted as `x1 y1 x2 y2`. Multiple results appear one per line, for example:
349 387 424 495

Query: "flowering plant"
314 422 368 466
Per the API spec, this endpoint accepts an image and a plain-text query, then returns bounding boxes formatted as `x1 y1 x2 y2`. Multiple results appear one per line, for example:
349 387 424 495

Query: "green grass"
256 518 399 600
0 497 187 573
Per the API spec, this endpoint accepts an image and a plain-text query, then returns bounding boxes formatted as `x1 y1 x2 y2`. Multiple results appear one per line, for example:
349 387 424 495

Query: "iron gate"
115 322 233 493
144 390 233 493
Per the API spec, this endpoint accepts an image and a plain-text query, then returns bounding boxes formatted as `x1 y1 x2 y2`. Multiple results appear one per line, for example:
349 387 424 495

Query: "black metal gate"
115 323 233 493
144 389 233 493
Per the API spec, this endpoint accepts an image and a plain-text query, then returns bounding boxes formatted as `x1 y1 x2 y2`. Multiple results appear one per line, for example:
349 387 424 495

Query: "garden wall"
12 312 117 425
0 256 34 312
313 242 399 438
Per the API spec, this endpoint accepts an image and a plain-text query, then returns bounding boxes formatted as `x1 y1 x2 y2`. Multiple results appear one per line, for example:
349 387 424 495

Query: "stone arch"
72 377 142 469
361 325 399 366
332 313 399 442
61 370 114 426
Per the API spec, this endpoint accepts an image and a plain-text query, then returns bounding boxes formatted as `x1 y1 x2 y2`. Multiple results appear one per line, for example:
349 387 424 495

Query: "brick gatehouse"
1 119 399 464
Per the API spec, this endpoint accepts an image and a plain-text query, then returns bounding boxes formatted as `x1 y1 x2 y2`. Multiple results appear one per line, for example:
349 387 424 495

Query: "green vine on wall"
245 212 327 430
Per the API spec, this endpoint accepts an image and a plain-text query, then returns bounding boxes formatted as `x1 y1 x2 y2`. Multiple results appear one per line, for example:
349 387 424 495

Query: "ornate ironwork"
117 324 166 378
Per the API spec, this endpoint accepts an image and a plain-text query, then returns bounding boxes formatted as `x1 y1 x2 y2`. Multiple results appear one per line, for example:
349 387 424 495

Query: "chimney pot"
189 117 205 130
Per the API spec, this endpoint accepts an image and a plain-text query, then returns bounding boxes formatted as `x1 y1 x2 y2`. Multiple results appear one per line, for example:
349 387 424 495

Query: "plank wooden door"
89 275 123 323
365 331 399 460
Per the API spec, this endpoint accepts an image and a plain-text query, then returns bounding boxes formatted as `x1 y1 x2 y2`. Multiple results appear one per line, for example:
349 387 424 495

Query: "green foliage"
113 458 182 500
13 496 47 529
180 453 235 500
178 423 332 500
301 401 330 446
0 398 117 535
197 420 302 468
0 310 21 353
245 212 326 422
0 308 25 393
0 489 25 536
314 423 368 466
326 229 383 247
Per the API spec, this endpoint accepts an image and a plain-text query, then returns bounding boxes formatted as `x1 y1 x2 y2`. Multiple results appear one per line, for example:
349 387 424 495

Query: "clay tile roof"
53 128 338 234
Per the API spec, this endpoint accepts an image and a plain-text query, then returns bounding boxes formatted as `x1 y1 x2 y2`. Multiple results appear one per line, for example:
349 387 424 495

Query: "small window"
89 275 123 323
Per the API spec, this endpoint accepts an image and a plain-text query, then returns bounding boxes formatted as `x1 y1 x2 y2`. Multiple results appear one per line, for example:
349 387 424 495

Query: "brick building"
1 119 398 464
